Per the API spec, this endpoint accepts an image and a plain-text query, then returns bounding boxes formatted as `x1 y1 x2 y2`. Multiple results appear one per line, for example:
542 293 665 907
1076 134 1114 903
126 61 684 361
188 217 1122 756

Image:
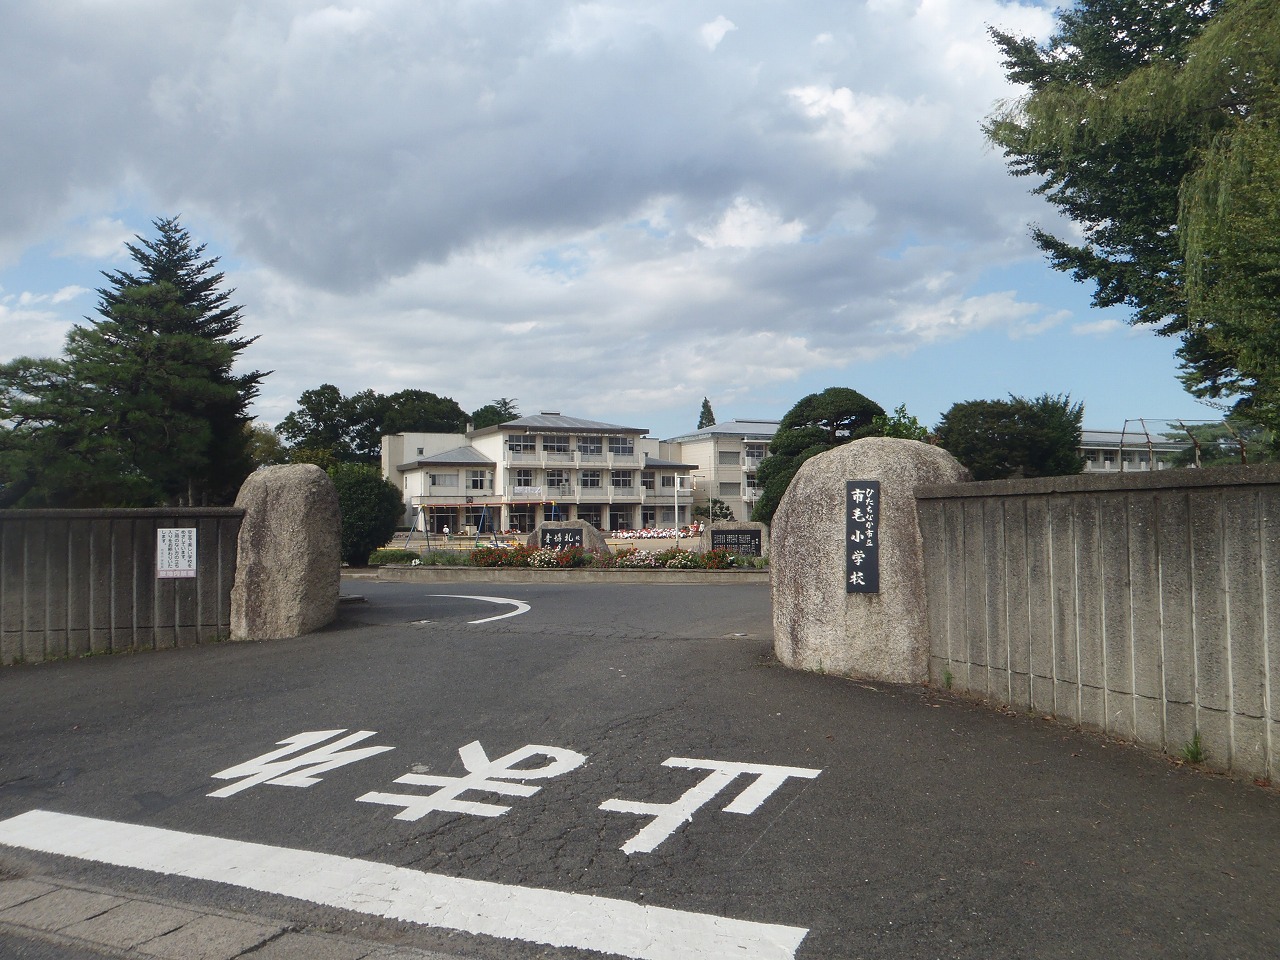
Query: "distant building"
1079 429 1188 473
382 413 697 534
660 420 780 522
383 411 1189 533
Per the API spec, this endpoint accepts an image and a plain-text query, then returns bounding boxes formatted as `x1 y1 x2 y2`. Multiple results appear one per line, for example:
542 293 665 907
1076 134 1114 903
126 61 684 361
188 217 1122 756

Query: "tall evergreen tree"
0 218 265 508
95 216 266 501
698 397 716 429
984 0 1222 334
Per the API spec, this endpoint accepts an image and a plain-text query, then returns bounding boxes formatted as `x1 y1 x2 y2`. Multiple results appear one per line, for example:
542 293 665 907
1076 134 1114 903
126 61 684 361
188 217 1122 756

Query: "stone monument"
700 521 769 558
771 437 968 683
231 464 341 641
527 520 611 558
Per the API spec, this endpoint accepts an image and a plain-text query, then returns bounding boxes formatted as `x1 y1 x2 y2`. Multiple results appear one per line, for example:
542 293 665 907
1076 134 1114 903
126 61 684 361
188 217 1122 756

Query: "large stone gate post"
771 437 967 683
231 464 341 641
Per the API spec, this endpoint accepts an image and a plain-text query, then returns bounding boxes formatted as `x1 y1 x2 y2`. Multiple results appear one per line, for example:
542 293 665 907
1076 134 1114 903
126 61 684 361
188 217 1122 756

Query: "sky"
0 0 1220 443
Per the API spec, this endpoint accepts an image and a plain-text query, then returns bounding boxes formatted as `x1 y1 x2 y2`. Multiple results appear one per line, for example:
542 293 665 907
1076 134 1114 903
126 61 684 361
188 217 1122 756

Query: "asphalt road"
1 580 1279 959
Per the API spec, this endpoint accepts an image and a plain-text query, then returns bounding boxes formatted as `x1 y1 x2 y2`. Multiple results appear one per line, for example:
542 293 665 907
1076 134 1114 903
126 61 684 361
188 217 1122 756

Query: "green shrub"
328 463 405 566
419 549 469 566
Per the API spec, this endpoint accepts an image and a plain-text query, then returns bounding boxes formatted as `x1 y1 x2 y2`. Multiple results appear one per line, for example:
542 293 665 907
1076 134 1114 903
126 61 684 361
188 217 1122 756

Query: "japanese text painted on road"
209 730 821 856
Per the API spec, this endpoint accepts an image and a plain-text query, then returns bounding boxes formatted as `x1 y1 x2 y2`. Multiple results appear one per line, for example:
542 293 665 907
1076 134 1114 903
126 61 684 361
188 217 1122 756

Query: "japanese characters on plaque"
845 480 880 594
709 529 762 557
540 528 584 549
156 527 198 579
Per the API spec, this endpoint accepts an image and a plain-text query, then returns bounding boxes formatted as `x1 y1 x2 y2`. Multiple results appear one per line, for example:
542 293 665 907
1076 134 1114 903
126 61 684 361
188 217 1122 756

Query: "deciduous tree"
278 385 468 462
935 394 1085 481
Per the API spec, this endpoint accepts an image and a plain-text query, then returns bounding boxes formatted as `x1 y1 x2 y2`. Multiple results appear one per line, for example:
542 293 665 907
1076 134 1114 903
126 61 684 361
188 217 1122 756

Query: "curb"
0 874 461 960
365 566 771 585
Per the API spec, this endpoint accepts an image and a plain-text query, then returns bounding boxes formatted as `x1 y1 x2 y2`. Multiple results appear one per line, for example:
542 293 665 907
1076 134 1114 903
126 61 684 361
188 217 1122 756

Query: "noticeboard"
540 528 584 549
156 528 198 579
845 481 880 594
710 529 763 557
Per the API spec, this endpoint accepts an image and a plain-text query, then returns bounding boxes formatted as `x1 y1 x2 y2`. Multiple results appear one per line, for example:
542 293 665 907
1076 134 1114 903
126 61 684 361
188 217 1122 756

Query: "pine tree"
0 218 266 507
96 217 266 501
697 397 716 429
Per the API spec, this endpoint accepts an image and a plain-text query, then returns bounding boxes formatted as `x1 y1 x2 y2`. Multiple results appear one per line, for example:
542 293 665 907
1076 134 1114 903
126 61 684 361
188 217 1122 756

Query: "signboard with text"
845 481 879 593
541 528 584 549
710 529 763 557
157 528 198 579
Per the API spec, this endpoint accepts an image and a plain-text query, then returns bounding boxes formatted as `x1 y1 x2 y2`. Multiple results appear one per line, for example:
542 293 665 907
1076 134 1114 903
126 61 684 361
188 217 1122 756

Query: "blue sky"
0 1 1216 442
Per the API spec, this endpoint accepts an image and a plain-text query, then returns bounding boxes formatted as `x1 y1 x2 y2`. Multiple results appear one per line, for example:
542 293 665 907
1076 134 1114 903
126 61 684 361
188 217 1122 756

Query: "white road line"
0 810 807 960
430 594 531 623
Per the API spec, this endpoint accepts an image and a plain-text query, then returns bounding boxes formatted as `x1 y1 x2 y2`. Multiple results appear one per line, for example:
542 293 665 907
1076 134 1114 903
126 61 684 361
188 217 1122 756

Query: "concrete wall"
1 508 243 665
916 465 1280 779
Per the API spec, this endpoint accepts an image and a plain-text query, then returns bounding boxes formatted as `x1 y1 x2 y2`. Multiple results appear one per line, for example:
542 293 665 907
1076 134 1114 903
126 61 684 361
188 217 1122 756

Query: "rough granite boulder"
231 464 341 641
526 520 611 558
771 437 969 684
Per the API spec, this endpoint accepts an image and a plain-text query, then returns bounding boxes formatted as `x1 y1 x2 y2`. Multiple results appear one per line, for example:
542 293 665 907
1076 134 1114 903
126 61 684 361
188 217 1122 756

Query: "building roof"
643 455 698 470
398 446 496 470
663 419 781 444
470 412 649 437
1080 429 1188 451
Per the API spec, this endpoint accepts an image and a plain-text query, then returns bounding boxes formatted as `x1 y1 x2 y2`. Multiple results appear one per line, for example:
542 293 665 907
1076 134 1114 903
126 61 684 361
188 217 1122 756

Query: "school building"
382 413 1184 534
381 413 701 534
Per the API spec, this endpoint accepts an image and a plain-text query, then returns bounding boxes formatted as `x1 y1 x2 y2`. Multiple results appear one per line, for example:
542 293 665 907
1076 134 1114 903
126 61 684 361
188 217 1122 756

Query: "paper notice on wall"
157 528 198 579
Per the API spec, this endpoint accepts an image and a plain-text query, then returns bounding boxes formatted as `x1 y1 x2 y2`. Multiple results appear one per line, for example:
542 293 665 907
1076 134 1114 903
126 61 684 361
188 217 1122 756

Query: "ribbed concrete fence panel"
916 466 1280 780
0 508 243 665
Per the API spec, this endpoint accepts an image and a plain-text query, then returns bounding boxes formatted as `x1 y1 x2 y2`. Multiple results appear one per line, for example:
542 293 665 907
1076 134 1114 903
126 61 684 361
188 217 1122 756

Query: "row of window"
427 470 491 490
513 469 677 489
507 434 636 456
426 469 681 491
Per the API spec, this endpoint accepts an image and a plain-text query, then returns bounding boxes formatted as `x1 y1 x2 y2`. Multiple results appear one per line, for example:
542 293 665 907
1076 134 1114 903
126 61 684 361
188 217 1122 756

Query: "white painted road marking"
357 741 587 820
0 810 808 960
601 758 822 854
208 730 394 798
430 594 531 623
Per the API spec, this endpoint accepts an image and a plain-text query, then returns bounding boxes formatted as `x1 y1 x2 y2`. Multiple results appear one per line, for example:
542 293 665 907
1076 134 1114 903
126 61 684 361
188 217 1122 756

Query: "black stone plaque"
845 480 880 593
710 529 763 557
540 527 584 549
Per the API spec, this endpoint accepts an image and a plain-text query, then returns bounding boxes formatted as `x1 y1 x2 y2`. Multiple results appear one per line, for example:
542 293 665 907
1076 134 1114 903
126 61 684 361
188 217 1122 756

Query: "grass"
1180 731 1206 764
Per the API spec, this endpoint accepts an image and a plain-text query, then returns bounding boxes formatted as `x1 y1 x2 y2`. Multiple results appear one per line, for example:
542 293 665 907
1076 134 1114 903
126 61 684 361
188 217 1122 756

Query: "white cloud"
787 85 911 168
1072 318 1126 337
691 197 804 250
699 15 736 51
1 0 1149 438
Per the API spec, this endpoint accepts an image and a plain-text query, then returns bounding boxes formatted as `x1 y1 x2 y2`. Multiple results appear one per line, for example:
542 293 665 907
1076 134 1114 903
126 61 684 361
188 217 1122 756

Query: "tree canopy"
986 0 1280 433
935 394 1085 481
751 387 884 525
328 462 405 565
278 385 468 463
471 397 520 431
0 218 264 507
